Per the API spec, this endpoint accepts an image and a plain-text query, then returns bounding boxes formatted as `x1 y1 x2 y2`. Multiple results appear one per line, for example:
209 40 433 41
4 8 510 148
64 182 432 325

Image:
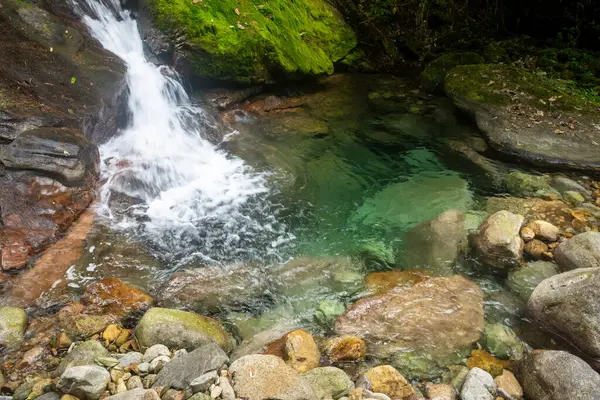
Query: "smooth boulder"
403 209 467 275
335 276 483 367
135 308 232 351
229 354 316 400
57 365 110 400
528 267 600 365
521 351 600 399
471 211 524 270
554 232 600 270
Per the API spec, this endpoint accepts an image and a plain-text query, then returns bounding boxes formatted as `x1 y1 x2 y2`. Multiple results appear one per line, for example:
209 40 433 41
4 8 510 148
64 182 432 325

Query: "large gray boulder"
135 308 232 351
471 211 524 270
521 351 600 399
555 232 600 270
152 343 228 390
528 267 600 365
57 365 110 400
229 355 316 400
0 306 27 350
403 209 467 275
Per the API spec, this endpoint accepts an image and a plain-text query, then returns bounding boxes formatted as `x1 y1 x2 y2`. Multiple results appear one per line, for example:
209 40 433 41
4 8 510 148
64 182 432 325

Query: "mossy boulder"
421 52 484 94
445 64 600 171
143 0 357 83
135 308 233 352
0 306 27 350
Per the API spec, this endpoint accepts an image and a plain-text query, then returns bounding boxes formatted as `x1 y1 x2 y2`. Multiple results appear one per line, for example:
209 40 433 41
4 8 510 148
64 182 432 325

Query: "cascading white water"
72 0 291 265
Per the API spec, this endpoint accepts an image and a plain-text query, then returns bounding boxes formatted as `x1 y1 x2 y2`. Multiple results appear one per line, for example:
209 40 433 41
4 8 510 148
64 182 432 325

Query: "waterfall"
71 0 291 265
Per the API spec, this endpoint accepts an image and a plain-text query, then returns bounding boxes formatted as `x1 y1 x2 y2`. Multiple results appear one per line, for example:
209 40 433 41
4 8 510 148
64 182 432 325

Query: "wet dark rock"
521 350 600 399
152 343 228 390
528 268 600 366
555 232 600 270
0 128 99 186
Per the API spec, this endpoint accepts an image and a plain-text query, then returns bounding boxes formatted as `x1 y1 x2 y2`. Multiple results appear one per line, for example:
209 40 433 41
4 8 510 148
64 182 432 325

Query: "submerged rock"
134 308 232 351
81 278 153 317
0 306 27 350
528 267 600 366
471 211 524 270
521 350 600 399
335 276 483 376
324 335 366 362
554 231 600 270
482 323 523 360
364 270 430 295
229 354 316 400
141 0 356 83
507 261 559 301
402 209 467 275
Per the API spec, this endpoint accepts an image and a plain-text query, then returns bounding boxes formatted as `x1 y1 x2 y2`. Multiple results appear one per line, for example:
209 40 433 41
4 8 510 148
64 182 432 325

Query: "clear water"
57 0 533 344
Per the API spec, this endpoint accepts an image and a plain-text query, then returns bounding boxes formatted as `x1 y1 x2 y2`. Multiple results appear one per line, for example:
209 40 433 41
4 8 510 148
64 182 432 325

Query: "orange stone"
81 278 153 317
466 349 512 377
364 270 430 295
361 365 415 399
263 329 321 373
324 335 366 362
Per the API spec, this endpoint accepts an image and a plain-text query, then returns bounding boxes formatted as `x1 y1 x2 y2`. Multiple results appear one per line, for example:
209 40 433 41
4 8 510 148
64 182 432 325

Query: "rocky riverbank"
2 171 600 399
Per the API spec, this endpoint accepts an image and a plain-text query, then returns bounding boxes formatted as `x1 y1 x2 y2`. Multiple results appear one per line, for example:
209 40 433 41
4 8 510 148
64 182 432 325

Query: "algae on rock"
144 0 357 83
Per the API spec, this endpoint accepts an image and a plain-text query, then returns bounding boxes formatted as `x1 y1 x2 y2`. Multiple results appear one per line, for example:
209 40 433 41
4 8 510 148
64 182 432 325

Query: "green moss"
445 64 600 113
421 52 483 94
146 0 357 83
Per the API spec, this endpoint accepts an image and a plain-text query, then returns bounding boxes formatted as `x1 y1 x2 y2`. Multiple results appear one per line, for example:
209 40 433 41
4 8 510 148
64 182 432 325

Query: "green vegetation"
445 64 600 113
145 0 356 83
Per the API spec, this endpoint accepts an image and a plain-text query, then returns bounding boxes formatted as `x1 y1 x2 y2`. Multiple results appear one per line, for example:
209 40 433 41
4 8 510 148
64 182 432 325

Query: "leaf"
70 77 76 84
235 7 240 15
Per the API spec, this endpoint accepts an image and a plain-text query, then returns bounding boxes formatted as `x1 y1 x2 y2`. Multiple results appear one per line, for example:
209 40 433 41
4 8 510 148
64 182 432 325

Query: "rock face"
521 351 600 399
528 267 600 365
57 365 110 400
471 211 524 270
0 306 27 350
81 278 153 317
153 343 228 390
141 0 356 84
0 128 98 186
403 210 467 275
0 0 126 270
507 261 559 301
445 64 600 171
335 276 484 370
555 232 600 270
229 354 316 400
135 308 232 351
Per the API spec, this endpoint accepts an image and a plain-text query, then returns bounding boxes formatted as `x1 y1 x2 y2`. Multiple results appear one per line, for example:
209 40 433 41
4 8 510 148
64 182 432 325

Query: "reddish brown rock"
524 239 549 260
335 276 484 356
324 335 366 362
0 230 31 271
360 365 415 399
81 278 153 317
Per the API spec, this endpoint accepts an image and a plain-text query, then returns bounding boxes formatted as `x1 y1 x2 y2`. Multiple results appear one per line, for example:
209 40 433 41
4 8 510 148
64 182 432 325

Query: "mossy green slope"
145 0 357 83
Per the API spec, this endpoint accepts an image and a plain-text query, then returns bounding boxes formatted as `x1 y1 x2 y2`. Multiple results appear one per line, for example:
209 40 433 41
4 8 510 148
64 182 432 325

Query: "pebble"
426 383 456 400
127 375 144 390
149 355 170 373
520 227 535 242
494 370 523 399
116 377 127 393
118 351 143 367
138 362 150 374
142 374 158 389
460 368 497 400
190 371 218 394
218 374 235 400
210 385 222 399
363 390 392 400
143 344 171 363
